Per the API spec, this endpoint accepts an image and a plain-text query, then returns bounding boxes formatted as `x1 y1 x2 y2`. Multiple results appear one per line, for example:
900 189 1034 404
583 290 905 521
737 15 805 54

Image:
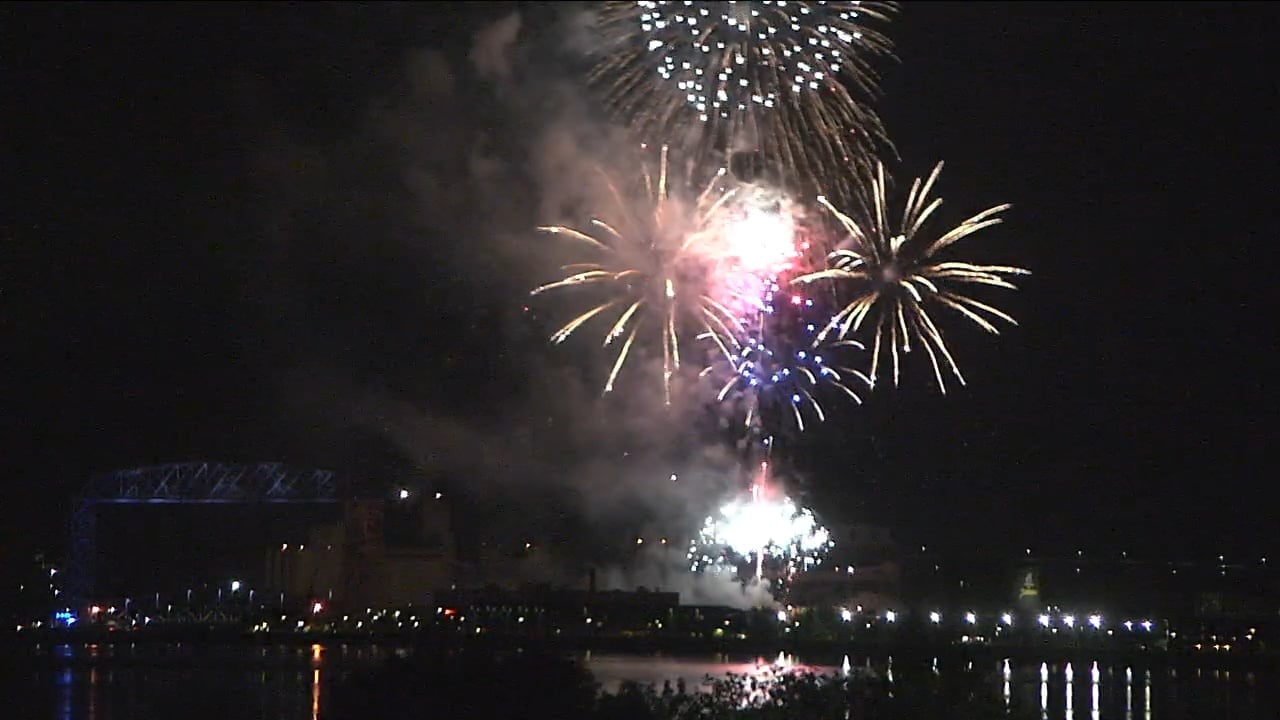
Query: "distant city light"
398 488 410 500
311 601 324 614
884 610 897 623
929 611 941 624
1063 615 1076 628
1088 614 1103 629
840 608 853 622
1001 613 1013 626
435 492 443 500
776 610 787 623
1038 614 1051 628
1124 620 1134 631
230 580 242 593
1141 620 1153 631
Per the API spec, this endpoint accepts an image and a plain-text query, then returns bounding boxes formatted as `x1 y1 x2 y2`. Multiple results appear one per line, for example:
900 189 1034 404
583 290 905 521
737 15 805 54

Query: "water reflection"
1126 667 1133 720
1091 661 1100 720
311 669 320 720
1067 662 1074 717
1002 658 1011 709
310 644 323 720
56 667 73 720
1145 669 1152 720
1040 662 1049 720
14 644 1280 720
87 667 99 720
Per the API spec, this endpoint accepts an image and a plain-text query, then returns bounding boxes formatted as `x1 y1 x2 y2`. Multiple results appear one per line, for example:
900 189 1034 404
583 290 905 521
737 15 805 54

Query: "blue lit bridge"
68 462 342 603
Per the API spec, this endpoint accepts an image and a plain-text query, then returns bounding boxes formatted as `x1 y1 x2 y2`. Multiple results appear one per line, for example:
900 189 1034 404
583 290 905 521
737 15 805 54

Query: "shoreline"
6 628 1277 670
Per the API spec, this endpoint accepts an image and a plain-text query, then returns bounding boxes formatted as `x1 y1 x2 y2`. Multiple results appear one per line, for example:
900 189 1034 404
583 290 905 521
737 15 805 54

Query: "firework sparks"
690 473 833 581
696 186 869 434
704 329 870 433
592 1 897 201
794 162 1030 392
531 145 785 403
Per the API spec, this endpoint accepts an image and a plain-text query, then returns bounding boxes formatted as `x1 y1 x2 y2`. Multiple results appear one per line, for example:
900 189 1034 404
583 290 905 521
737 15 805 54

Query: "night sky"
4 3 1277 569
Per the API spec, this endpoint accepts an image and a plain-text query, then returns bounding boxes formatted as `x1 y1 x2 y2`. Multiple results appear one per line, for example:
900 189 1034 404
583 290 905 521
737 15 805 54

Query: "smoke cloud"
249 6 778 605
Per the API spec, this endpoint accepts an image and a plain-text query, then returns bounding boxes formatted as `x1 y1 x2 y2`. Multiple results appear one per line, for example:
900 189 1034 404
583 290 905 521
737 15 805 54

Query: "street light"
230 580 242 593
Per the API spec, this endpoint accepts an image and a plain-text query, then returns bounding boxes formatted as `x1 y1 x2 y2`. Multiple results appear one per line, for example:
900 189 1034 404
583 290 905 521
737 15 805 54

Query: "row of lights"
820 608 1159 633
909 545 1272 566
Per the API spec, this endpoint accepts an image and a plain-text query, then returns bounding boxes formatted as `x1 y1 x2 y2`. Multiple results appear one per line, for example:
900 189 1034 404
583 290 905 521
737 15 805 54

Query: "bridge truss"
68 462 341 603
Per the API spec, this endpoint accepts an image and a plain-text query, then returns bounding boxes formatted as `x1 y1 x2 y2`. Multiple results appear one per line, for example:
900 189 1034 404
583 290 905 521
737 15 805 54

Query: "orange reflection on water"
312 668 321 720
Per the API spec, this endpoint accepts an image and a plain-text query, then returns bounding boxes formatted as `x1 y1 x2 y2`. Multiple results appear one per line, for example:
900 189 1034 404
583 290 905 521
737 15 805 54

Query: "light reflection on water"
2 643 1275 720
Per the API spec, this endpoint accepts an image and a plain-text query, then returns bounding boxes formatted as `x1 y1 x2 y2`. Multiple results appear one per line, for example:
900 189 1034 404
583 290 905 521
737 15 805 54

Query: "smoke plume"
251 5 776 605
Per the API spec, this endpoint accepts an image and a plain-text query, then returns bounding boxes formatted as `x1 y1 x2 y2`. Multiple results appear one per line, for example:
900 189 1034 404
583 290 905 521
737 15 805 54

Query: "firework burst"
531 145 788 403
701 305 870 434
794 162 1030 392
689 183 870 436
591 1 897 203
689 463 832 582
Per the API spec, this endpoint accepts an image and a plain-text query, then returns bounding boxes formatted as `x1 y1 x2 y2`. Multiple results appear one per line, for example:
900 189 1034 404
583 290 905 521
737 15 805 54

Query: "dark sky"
4 3 1277 567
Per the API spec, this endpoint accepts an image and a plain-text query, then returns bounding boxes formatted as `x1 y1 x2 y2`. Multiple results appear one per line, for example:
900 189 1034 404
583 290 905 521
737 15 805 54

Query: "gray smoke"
251 7 776 605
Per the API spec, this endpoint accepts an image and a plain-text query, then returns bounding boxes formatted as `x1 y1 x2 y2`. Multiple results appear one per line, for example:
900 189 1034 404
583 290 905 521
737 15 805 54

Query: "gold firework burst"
794 162 1030 392
531 146 750 405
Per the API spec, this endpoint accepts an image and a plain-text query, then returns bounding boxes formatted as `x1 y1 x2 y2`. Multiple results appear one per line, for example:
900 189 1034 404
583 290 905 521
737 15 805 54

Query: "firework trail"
591 1 897 205
794 162 1030 392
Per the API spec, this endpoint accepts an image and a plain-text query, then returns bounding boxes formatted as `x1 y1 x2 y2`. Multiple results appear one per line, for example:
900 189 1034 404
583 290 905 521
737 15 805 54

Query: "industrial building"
265 492 456 609
790 524 902 611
